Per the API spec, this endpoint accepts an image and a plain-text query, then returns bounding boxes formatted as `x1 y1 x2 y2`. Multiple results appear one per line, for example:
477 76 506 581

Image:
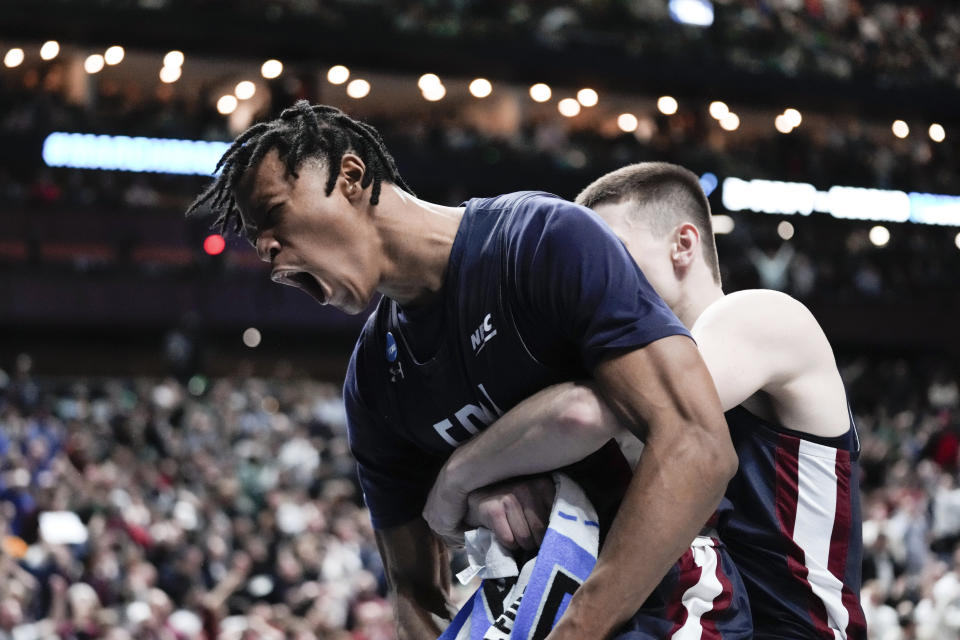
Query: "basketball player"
187 103 744 639
424 162 867 639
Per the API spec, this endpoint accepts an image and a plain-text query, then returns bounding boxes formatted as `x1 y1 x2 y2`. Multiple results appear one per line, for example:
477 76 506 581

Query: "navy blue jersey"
721 406 867 640
344 191 690 529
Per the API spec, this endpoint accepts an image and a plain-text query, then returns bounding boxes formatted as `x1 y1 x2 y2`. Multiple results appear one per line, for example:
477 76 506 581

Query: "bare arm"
692 289 849 437
549 335 737 639
375 518 454 640
423 381 622 543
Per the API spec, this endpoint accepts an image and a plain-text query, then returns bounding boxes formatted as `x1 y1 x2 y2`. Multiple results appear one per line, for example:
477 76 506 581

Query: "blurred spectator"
0 346 958 637
0 368 392 638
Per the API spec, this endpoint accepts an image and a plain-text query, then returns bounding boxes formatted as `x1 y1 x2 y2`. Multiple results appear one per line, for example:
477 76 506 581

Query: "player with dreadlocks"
189 102 415 231
188 101 746 639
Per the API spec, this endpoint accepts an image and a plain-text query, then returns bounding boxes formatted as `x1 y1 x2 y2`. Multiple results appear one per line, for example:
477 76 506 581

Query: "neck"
374 184 464 307
673 272 725 328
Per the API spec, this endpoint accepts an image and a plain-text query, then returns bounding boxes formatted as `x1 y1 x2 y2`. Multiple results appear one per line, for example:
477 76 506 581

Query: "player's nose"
256 234 281 263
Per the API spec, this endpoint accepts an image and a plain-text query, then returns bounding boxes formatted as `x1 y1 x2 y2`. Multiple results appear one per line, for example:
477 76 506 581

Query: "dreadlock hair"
186 100 415 237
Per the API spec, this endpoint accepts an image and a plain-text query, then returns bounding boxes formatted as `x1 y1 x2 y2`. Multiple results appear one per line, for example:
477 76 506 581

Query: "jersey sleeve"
509 195 691 370
343 338 441 530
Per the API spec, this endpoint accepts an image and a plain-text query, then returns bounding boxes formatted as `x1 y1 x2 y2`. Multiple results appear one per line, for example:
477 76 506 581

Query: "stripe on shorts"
777 434 855 639
670 541 724 640
700 537 734 638
775 435 833 639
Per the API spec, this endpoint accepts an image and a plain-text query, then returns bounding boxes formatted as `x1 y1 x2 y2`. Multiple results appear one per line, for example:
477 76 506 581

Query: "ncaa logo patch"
385 332 398 363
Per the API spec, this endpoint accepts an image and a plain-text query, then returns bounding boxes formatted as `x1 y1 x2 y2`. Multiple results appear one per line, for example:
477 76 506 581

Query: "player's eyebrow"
236 188 270 242
251 190 275 212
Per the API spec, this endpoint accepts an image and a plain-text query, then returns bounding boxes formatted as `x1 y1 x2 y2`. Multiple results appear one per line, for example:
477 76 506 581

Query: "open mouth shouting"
270 268 330 305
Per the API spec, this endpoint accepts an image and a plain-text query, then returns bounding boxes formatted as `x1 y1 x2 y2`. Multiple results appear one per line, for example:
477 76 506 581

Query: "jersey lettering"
471 313 498 354
432 383 505 447
529 568 580 640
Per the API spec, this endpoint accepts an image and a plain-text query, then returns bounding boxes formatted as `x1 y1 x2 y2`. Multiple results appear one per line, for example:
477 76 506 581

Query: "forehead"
235 148 291 212
232 149 299 241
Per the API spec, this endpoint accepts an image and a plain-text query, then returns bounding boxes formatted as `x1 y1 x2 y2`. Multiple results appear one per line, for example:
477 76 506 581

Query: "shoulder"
508 191 603 228
695 290 818 337
499 192 620 259
693 290 835 369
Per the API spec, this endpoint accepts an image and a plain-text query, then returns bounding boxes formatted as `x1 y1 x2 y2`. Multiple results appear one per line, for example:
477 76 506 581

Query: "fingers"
422 481 469 543
522 496 548 547
468 477 557 551
486 500 518 550
503 495 535 550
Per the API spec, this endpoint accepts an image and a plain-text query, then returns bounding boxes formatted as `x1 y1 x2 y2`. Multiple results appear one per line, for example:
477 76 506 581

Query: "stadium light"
159 66 181 83
260 59 283 79
327 65 350 85
720 112 740 131
775 115 793 134
657 96 679 115
418 73 441 91
783 108 802 128
243 328 262 348
164 50 184 68
40 41 59 61
617 113 639 133
84 54 105 74
558 98 581 117
669 0 714 26
529 83 551 103
777 221 795 240
892 120 909 139
722 176 960 226
203 234 225 256
709 101 728 120
421 82 446 101
712 215 734 234
216 95 238 115
346 79 370 99
699 173 719 196
4 48 24 68
42 132 230 175
235 81 256 100
104 46 124 65
869 225 890 247
577 88 598 107
469 78 492 98
929 124 946 143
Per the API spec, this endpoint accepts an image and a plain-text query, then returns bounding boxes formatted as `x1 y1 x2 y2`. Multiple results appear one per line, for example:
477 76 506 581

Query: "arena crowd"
0 346 955 639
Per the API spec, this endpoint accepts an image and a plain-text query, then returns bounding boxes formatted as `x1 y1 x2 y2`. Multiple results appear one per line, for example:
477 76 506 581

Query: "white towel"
438 473 600 640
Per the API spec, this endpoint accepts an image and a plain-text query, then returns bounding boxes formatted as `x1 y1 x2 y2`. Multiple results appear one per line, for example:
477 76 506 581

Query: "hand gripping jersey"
443 473 751 640
721 406 867 640
439 473 603 640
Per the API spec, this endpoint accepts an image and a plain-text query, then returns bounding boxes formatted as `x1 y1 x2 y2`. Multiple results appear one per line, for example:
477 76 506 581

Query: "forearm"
553 339 738 637
559 429 734 636
442 381 621 494
377 520 455 639
394 592 448 640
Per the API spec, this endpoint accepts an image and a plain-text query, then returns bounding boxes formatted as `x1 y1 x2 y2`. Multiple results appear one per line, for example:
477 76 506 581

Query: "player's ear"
672 223 699 269
338 153 367 204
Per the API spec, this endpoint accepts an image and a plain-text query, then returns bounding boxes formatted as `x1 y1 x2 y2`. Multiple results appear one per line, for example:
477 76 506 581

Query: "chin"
337 296 369 316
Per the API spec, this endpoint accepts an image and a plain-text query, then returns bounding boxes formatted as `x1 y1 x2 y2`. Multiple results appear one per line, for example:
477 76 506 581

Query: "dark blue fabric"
344 191 690 529
722 405 865 639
